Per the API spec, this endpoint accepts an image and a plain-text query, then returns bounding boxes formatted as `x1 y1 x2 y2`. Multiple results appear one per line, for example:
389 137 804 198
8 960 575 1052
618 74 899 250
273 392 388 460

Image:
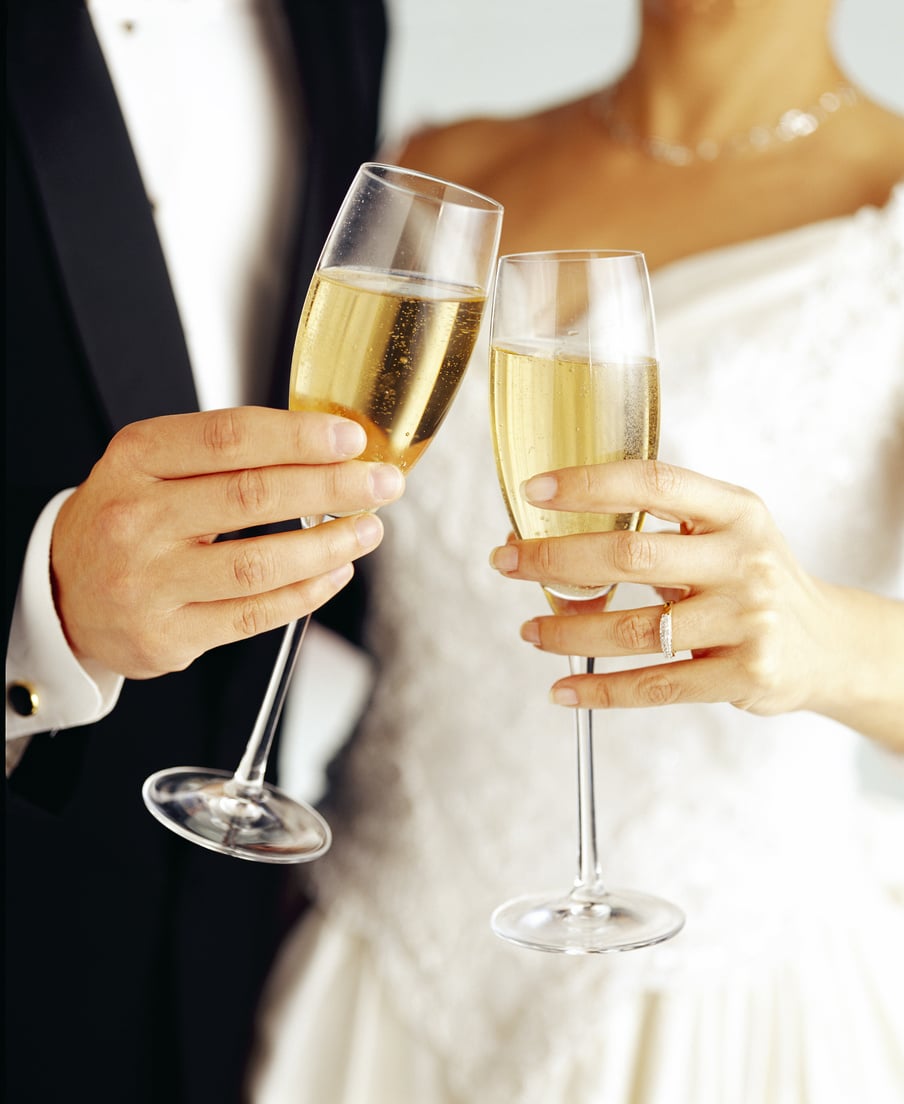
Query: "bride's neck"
616 0 844 146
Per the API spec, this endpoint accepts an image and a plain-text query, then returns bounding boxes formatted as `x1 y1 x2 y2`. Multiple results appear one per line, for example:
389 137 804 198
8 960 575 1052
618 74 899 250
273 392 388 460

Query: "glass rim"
359 162 504 214
498 249 646 265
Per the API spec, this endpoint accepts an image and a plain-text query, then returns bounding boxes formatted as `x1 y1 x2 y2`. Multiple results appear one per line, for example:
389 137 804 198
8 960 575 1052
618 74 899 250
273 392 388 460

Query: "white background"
381 0 904 144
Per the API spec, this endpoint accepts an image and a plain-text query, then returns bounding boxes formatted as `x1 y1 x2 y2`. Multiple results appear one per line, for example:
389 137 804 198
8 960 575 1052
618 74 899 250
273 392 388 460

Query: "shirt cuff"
6 489 125 739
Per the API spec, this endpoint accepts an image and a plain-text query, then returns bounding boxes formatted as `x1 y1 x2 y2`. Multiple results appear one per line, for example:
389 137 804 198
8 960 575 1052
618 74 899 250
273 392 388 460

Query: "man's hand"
51 407 403 679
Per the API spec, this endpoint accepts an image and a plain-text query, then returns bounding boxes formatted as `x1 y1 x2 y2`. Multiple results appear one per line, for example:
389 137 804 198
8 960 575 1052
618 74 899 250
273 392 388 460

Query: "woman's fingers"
520 594 745 658
491 461 778 593
490 528 733 591
523 459 761 532
490 459 831 720
547 655 747 711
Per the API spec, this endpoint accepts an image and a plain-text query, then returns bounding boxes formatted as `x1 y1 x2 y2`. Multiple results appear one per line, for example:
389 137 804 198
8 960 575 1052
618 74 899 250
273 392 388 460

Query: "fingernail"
490 545 518 572
332 419 367 457
522 475 557 503
328 563 354 587
520 619 541 645
550 686 579 707
354 513 383 548
370 464 404 502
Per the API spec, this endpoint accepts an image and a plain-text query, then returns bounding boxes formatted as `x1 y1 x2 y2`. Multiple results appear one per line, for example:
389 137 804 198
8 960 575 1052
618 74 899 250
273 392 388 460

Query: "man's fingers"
125 561 359 679
107 407 370 480
158 514 385 604
147 459 404 538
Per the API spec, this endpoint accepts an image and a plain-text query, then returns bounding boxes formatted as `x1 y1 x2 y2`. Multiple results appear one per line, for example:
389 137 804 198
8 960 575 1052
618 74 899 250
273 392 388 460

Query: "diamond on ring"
659 601 675 660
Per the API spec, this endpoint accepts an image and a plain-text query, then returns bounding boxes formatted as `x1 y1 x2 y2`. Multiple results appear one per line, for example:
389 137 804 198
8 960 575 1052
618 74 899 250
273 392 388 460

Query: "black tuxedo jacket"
5 2 385 1101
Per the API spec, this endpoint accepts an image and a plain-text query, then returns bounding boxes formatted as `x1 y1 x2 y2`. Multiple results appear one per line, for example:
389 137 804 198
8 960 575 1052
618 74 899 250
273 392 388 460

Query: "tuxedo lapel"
6 0 198 432
269 0 388 406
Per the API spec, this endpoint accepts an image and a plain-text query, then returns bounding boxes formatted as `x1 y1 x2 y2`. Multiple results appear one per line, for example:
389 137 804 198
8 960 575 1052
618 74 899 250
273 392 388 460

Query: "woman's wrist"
813 581 904 750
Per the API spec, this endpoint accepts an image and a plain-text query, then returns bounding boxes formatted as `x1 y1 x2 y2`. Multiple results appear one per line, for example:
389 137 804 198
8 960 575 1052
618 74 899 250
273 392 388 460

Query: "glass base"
491 887 685 954
142 767 331 864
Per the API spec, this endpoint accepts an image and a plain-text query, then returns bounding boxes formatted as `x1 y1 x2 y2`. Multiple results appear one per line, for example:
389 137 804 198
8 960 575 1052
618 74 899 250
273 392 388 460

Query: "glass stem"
228 514 326 799
570 654 607 901
229 614 312 797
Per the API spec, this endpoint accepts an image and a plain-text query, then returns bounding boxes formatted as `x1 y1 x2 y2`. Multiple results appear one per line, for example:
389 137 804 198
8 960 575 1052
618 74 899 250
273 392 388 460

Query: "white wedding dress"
250 187 904 1104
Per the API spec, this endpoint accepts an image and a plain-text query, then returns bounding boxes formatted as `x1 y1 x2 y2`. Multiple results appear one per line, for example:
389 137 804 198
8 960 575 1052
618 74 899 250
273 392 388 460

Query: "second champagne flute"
489 249 685 952
142 164 502 863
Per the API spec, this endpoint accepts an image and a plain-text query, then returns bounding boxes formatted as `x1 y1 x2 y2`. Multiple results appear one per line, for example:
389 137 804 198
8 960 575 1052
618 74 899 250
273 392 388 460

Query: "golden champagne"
490 345 660 600
290 267 485 472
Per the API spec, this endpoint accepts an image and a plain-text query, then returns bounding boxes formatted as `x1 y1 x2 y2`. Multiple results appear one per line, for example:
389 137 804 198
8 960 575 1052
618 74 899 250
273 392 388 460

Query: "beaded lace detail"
308 187 904 1103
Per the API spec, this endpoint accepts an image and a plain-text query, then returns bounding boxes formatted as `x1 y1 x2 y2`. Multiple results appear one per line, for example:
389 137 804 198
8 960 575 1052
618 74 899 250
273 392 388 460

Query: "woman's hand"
52 407 404 680
490 460 904 748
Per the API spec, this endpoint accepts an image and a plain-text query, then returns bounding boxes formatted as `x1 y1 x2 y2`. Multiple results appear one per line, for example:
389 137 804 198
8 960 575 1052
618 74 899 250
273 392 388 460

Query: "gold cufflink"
8 681 40 717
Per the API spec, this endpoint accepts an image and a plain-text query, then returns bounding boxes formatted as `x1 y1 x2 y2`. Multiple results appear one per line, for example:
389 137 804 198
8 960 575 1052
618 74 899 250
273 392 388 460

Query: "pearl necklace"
594 83 860 166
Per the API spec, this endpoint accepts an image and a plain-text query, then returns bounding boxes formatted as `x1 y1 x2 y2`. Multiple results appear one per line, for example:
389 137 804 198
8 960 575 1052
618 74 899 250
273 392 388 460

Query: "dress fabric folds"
250 187 904 1104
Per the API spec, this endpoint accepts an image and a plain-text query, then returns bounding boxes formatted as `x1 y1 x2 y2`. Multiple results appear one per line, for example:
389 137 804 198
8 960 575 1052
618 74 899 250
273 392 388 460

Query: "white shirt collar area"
87 0 305 410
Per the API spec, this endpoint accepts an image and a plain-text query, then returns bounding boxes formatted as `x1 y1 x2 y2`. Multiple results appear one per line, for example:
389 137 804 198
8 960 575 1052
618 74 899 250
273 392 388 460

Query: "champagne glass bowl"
143 164 503 862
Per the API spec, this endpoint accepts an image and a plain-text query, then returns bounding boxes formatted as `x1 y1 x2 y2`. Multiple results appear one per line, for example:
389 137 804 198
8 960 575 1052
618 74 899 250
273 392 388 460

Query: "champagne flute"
142 164 503 863
489 250 684 951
